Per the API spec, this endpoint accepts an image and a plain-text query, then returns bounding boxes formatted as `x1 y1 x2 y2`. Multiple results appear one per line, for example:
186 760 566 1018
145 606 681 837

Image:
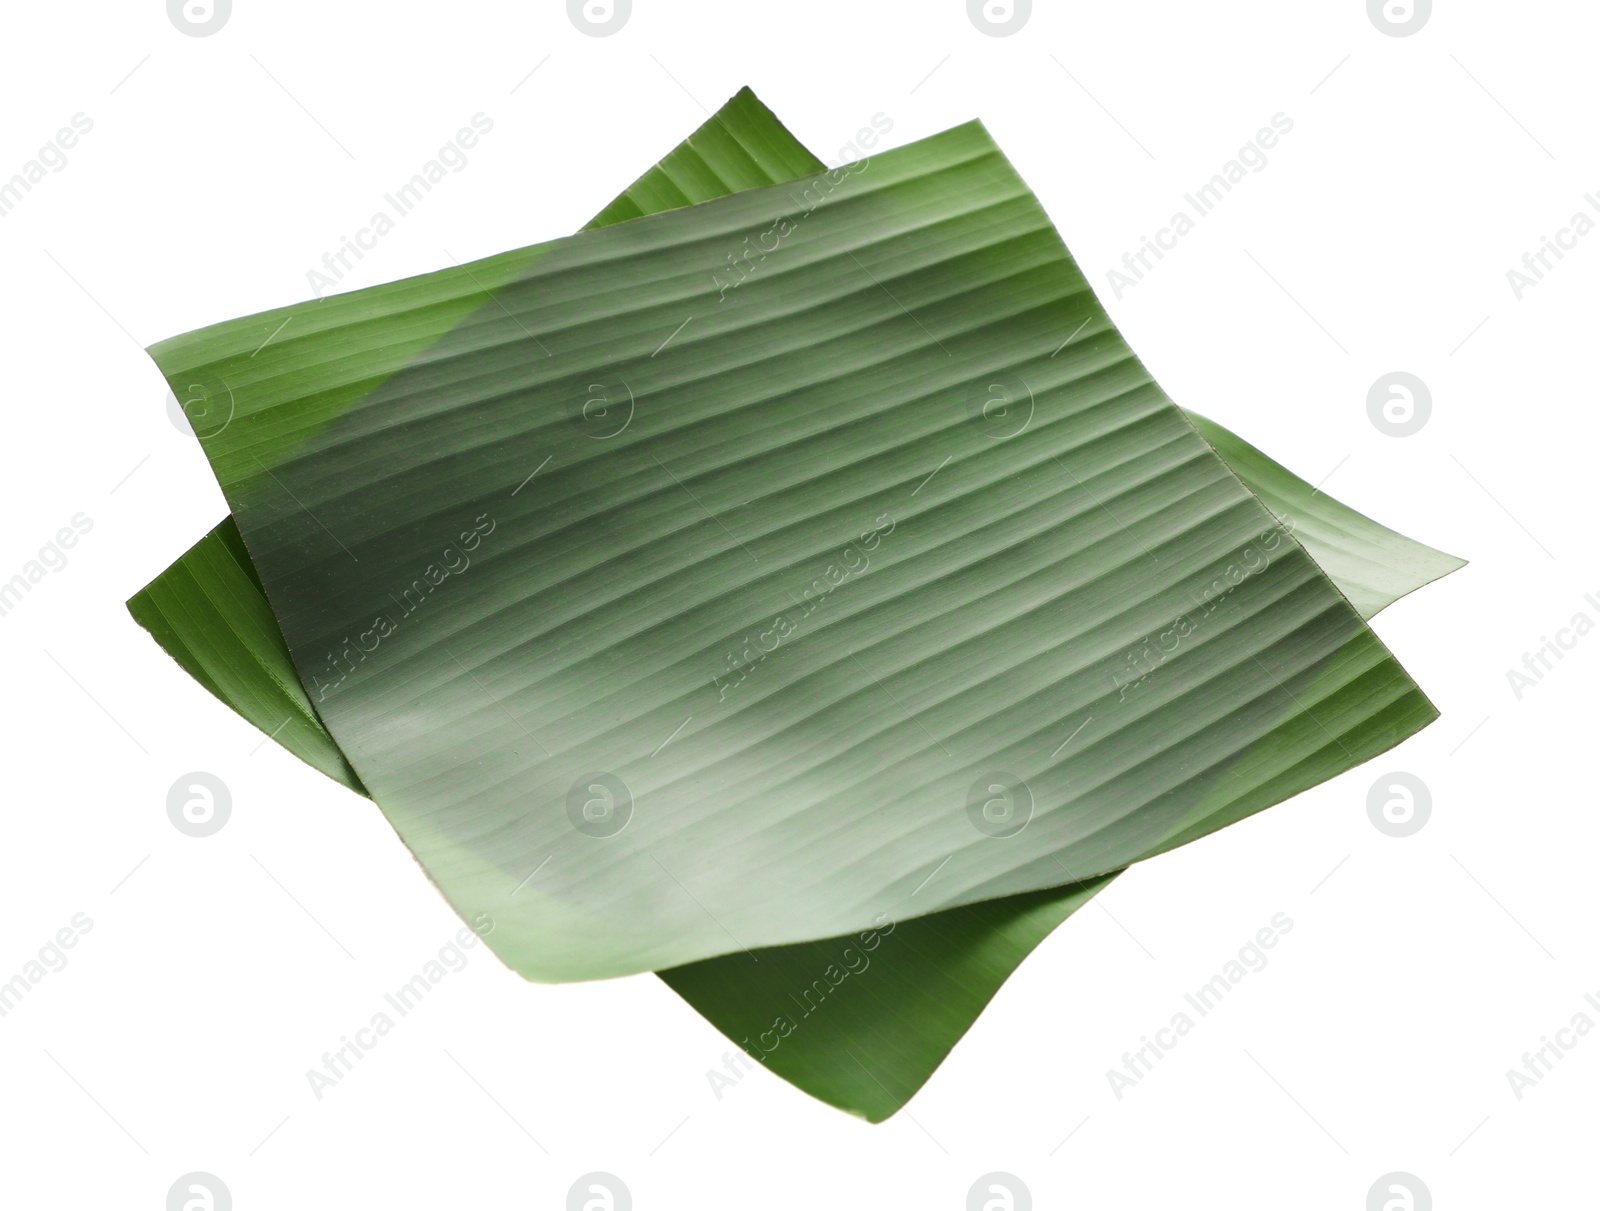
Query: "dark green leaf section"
1185 411 1465 618
127 516 365 792
661 872 1116 1121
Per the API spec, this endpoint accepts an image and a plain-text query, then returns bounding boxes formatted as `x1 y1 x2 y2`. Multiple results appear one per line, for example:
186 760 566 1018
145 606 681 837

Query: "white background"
0 1 1593 1207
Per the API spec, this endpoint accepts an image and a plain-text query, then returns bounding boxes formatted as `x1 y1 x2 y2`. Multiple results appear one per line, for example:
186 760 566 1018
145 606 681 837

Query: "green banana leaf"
130 89 1462 1119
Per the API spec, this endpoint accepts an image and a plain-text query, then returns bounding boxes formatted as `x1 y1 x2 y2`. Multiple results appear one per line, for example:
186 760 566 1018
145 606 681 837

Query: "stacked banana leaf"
130 88 1461 1120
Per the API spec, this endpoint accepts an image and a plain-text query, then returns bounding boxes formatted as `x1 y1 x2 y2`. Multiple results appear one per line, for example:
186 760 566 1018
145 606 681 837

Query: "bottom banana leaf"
129 88 1462 1119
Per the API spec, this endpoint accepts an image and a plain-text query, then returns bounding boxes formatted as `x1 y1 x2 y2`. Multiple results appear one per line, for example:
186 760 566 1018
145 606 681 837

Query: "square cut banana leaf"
131 89 1461 1119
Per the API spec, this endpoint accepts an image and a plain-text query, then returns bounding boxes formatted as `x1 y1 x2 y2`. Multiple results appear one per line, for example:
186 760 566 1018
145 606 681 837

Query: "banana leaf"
130 88 1461 1119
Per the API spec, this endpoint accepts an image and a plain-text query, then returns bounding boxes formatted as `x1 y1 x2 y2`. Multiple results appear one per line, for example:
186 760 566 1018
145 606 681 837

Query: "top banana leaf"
142 110 1439 984
131 90 1460 1116
132 92 1461 807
